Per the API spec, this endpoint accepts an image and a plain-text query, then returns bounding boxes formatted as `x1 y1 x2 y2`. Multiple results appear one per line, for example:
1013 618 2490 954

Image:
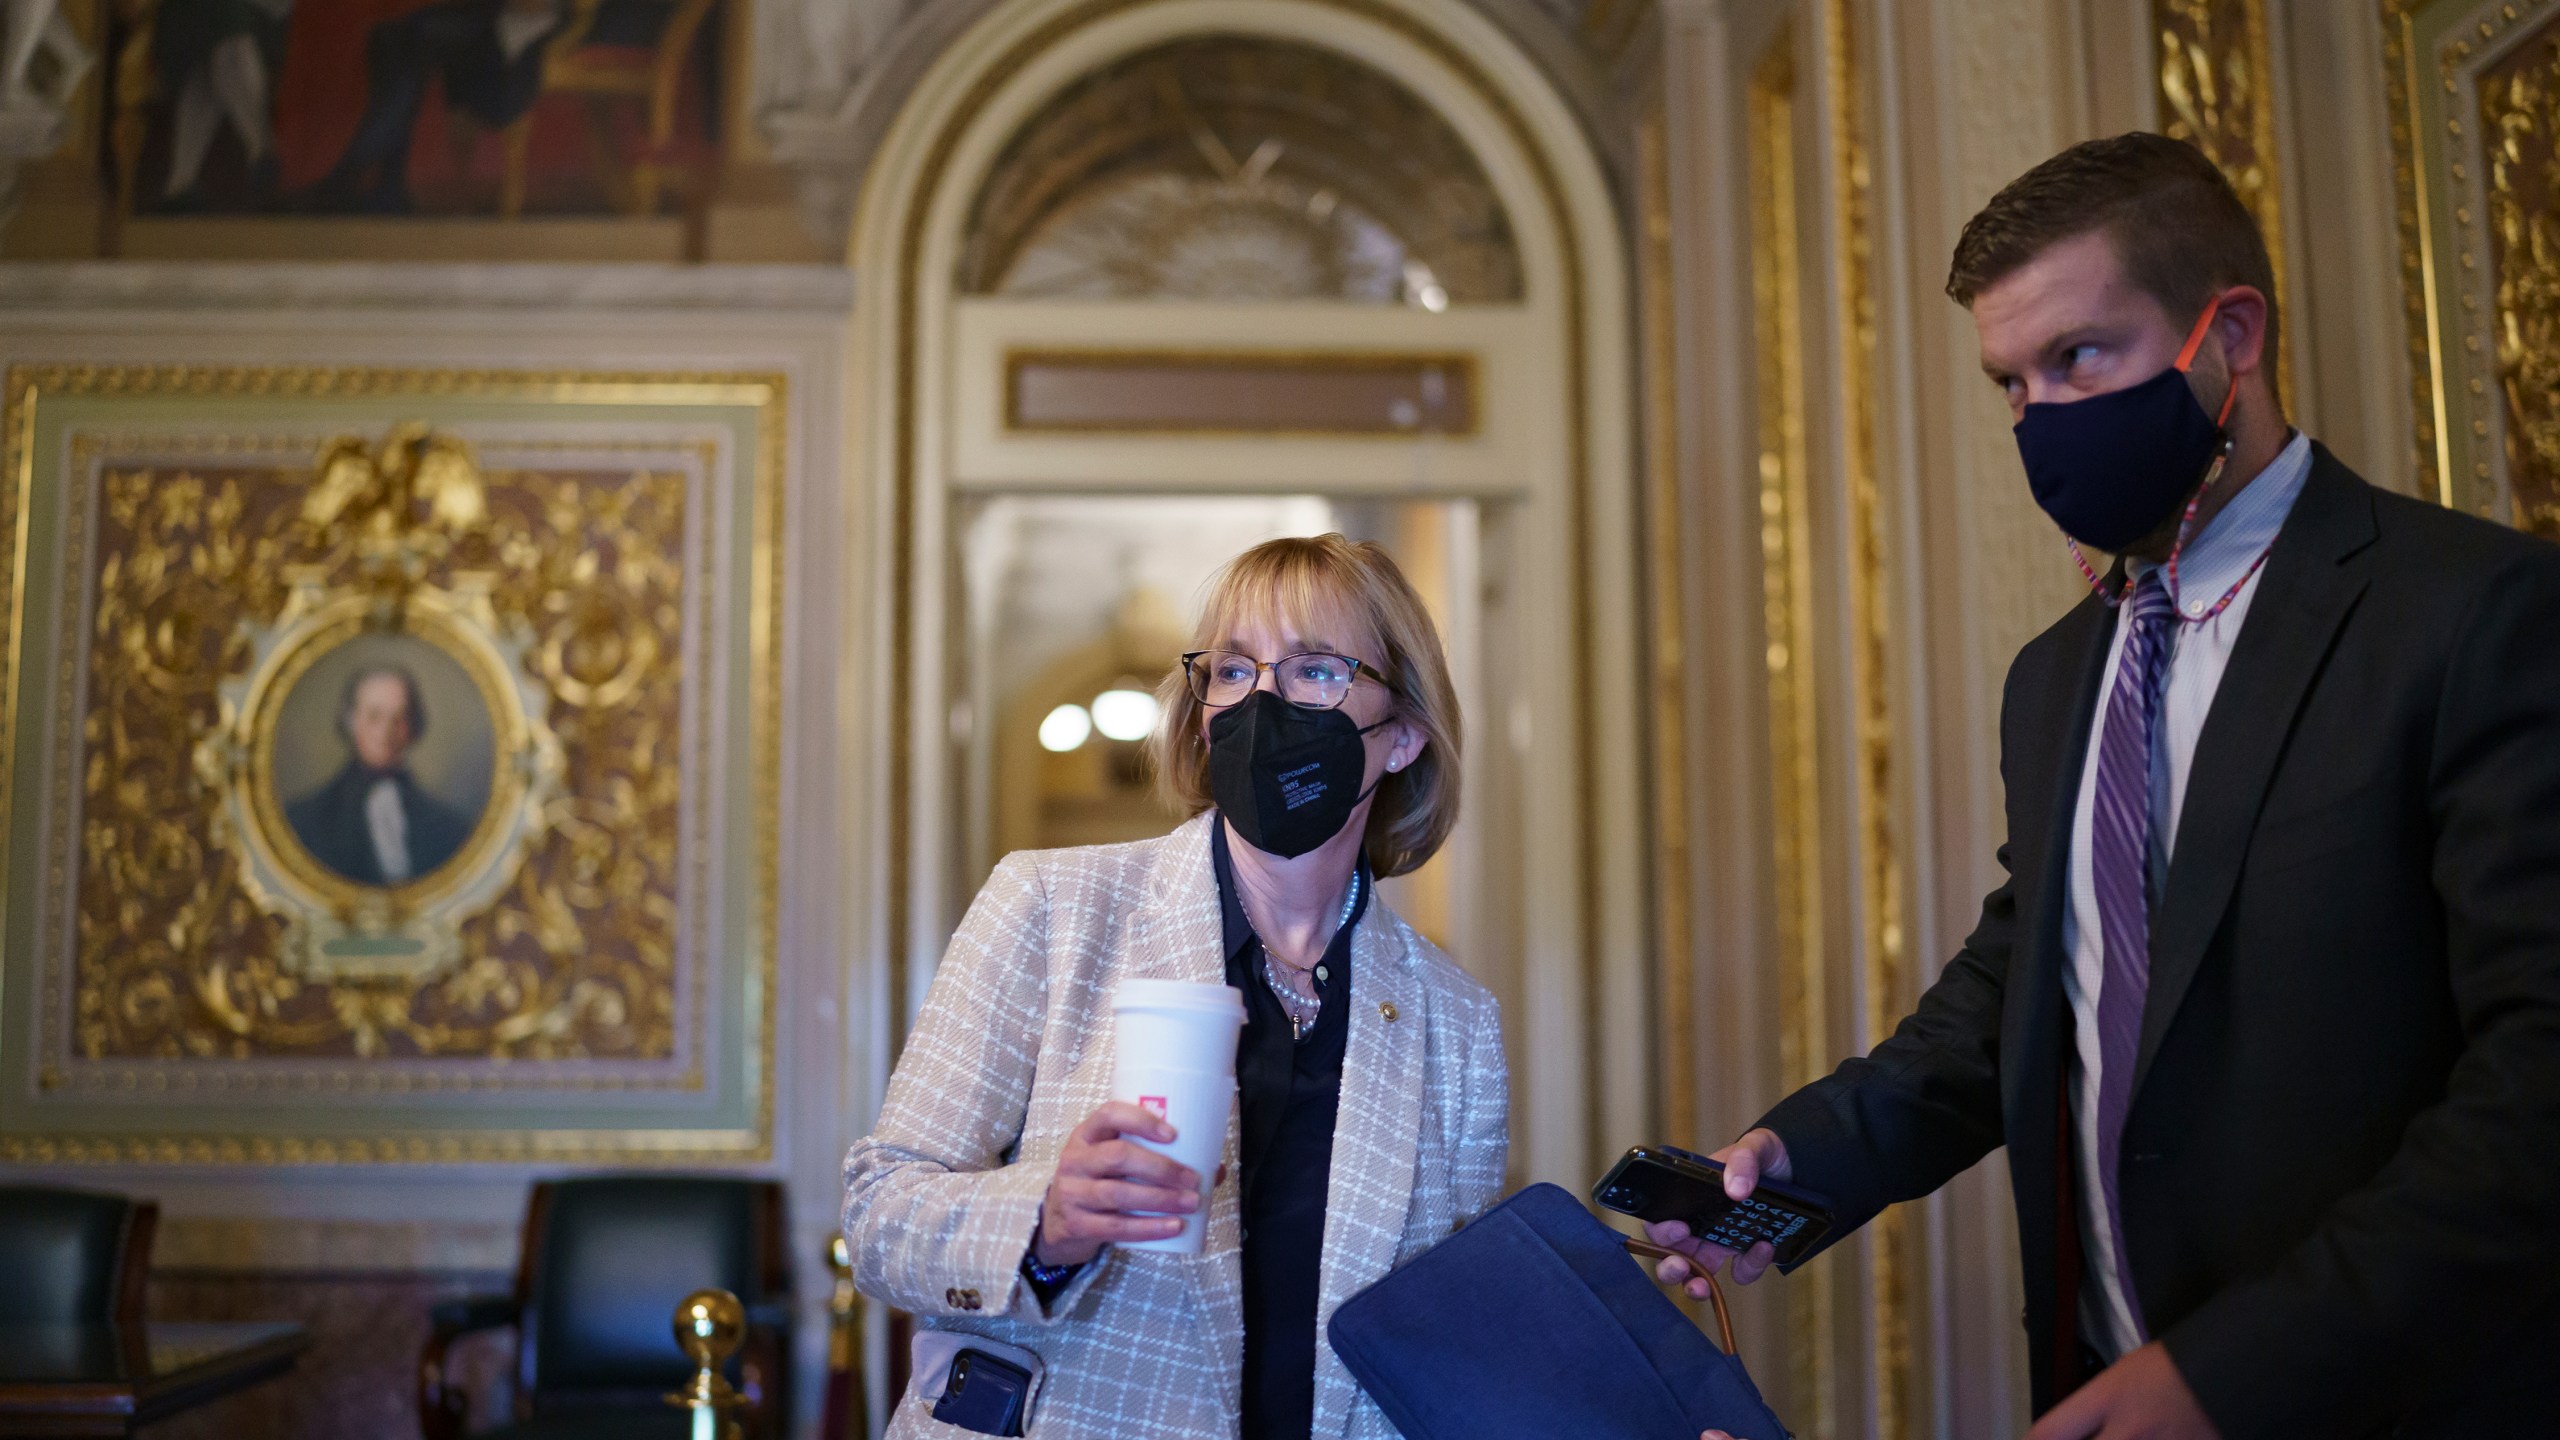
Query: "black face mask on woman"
1207 690 1390 859
2012 292 2238 552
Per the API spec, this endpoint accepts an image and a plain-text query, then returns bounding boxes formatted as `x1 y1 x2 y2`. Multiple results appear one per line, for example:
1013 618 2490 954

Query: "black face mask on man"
2011 293 2238 553
1207 690 1390 859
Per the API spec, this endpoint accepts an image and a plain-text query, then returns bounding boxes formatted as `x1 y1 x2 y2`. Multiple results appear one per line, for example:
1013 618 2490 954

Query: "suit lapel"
1124 815 1248 1424
2134 452 2378 1094
1310 908 1426 1440
2007 590 2122 1398
2001 589 2119 1129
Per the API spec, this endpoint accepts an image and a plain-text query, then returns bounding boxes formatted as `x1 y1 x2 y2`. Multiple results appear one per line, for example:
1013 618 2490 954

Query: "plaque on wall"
0 366 782 1163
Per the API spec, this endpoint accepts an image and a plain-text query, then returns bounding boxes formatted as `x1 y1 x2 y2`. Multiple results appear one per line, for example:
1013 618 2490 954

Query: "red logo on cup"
1138 1096 1168 1118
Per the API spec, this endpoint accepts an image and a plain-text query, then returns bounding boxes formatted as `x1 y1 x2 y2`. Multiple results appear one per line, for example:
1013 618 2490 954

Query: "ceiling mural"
1 0 1646 256
103 0 729 221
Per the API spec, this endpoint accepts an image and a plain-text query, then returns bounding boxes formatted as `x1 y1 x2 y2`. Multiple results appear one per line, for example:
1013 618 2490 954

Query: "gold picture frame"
0 364 783 1164
203 576 565 984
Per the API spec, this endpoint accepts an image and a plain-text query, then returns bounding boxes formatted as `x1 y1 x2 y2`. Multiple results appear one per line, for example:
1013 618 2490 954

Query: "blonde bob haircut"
1148 535 1461 879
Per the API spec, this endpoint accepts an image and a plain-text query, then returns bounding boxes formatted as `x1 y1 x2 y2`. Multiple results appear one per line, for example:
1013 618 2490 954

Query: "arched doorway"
843 0 1646 1250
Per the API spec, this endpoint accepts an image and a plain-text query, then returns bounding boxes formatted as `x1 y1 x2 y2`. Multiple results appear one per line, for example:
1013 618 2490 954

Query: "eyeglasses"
1181 650 1376 711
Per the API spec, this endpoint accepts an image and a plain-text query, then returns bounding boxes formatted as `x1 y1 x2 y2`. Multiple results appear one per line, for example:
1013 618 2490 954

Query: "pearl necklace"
1256 871 1359 1041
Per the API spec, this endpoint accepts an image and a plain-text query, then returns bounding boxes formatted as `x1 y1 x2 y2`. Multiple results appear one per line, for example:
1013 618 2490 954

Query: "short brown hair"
1146 535 1461 878
1947 132 2279 391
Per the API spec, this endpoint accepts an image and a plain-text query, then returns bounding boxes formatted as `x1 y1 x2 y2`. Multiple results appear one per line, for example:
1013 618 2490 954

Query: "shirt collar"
1212 817 1256 962
1208 813 1368 961
2131 430 2314 617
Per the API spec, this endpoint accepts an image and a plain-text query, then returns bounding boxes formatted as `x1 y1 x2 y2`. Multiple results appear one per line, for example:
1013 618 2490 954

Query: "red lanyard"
2067 445 2275 625
2066 296 2273 625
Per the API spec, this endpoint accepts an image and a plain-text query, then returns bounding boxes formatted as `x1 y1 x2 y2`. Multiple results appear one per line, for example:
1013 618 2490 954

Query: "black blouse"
1212 818 1368 1440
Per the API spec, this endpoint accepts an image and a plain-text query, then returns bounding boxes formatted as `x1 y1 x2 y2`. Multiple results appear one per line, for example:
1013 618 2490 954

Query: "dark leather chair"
0 1185 156 1325
418 1177 792 1440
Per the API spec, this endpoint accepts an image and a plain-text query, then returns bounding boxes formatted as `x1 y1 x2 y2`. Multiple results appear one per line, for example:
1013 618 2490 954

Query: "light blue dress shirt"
2059 430 2315 1360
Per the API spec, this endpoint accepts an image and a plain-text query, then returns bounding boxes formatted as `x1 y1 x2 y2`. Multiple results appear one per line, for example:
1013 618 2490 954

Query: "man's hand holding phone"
1641 1128 1793 1300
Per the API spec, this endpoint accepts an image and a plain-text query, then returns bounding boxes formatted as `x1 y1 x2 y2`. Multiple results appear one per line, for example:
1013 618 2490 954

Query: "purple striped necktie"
2090 567 2177 1341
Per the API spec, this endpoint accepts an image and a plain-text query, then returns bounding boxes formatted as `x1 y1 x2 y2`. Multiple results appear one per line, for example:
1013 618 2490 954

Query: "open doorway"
850 0 1643 1199
951 492 1491 968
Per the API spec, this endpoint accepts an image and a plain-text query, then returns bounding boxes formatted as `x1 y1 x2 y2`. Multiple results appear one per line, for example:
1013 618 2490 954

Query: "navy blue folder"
1327 1184 1790 1440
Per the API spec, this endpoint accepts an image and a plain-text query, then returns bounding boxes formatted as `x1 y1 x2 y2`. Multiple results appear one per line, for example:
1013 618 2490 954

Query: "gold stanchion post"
665 1288 749 1440
826 1235 869 1438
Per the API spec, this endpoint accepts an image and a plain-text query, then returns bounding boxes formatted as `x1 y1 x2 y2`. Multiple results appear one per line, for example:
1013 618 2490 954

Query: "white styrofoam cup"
1109 979 1246 1254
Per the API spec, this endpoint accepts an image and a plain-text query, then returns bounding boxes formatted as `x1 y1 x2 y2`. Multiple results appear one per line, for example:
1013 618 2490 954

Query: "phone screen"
1592 1146 1833 1267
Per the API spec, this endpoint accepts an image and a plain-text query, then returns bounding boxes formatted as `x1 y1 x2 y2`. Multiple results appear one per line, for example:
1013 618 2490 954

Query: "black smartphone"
931 1347 1033 1437
1593 1143 1835 1269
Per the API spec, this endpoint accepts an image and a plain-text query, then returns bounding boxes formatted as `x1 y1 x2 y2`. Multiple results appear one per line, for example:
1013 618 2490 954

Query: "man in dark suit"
285 664 474 886
1656 134 2560 1439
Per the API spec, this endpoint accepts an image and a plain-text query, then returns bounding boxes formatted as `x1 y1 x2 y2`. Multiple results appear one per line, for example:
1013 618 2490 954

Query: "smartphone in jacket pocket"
911 1331 1046 1436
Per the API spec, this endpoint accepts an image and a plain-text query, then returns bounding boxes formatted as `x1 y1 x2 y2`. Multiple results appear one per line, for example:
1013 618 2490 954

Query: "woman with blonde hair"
844 534 1508 1439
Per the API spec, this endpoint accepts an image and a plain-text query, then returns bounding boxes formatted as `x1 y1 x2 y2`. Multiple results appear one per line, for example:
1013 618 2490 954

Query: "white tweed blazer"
844 812 1510 1440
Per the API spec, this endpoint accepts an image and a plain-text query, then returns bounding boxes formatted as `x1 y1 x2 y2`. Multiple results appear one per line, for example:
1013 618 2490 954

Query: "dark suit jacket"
283 762 474 886
1758 445 2560 1438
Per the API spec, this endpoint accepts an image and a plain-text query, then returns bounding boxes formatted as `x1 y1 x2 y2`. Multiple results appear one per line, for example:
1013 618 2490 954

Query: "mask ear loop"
2162 293 2240 614
2063 292 2237 607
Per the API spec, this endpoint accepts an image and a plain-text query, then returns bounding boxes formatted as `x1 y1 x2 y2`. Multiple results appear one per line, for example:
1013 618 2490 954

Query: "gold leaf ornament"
302 440 380 532
301 423 491 547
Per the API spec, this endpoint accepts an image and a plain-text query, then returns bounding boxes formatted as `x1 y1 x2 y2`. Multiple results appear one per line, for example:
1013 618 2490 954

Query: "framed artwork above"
0 364 782 1163
106 0 730 223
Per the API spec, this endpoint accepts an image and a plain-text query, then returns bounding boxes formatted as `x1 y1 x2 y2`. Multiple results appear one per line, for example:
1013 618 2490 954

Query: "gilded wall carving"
1746 7 1916 1430
1825 1 1912 1429
0 366 782 1163
2481 20 2560 534
2382 0 2560 535
2381 0 2452 505
1748 30 1835 1435
1635 95 1698 1150
1750 22 1821 1162
2155 0 2291 399
63 443 687 1067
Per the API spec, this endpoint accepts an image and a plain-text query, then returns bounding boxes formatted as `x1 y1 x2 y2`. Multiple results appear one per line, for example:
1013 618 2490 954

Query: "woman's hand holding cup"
1035 1102 1203 1267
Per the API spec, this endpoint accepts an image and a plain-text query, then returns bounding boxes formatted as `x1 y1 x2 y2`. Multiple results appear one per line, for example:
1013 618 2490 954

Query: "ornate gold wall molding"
1752 26 1821 1134
72 441 653 1065
1636 93 1698 1152
0 366 785 1164
1745 6 1917 1429
2383 0 2560 537
2480 18 2560 533
2382 0 2452 505
1824 1 1912 1432
1747 26 1836 1434
2156 0 2294 402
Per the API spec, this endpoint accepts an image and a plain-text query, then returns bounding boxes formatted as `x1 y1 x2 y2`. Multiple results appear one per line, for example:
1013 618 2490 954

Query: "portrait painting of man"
105 0 728 218
271 633 497 888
